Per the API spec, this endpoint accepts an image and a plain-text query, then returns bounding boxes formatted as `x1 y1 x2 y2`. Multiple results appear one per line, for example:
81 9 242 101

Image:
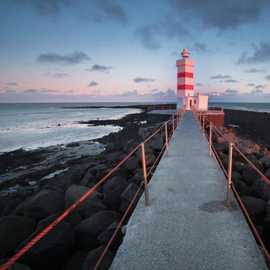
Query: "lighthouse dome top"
181 48 190 58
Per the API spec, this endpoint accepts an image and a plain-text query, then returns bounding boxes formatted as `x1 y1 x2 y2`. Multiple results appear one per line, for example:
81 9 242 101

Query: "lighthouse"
176 48 208 111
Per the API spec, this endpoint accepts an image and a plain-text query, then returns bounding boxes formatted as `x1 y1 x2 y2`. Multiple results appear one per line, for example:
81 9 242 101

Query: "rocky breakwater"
212 130 270 253
0 110 171 270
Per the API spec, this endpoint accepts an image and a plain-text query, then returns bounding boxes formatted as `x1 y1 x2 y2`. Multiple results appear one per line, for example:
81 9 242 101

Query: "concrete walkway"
110 112 267 270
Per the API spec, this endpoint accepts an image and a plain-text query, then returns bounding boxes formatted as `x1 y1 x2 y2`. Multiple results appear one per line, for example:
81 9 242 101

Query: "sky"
1 0 270 103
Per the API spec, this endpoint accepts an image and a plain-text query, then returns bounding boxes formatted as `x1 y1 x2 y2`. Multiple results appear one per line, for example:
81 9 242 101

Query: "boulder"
233 179 251 196
125 158 139 171
120 183 140 212
18 217 74 270
97 222 123 248
232 171 241 181
0 216 36 258
149 136 164 152
241 166 260 186
14 189 64 220
0 262 31 270
65 185 106 219
91 164 108 180
80 168 95 186
62 250 88 270
82 246 114 270
241 196 266 224
251 180 270 201
246 154 264 171
102 177 128 209
233 161 245 173
260 156 270 169
265 168 270 179
75 211 120 249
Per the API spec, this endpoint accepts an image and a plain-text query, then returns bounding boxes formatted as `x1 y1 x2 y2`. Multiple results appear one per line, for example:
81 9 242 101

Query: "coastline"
0 105 173 269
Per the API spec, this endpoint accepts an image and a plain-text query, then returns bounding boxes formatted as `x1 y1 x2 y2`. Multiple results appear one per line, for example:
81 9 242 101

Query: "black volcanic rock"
0 216 36 258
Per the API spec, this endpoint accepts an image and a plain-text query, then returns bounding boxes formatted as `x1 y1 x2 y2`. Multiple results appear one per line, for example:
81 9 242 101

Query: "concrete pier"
110 112 267 270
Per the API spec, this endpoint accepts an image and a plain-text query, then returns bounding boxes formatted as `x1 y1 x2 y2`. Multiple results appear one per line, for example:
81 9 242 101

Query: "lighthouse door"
189 100 192 108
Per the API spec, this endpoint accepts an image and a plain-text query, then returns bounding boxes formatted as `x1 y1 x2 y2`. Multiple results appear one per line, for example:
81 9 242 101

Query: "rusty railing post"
227 142 233 207
165 122 169 153
209 122 212 156
202 115 205 132
172 114 175 131
141 143 150 206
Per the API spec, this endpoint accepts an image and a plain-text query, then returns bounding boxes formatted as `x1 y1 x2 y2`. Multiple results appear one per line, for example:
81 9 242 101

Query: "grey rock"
65 185 106 219
14 189 64 220
82 246 114 270
75 211 120 249
0 216 36 258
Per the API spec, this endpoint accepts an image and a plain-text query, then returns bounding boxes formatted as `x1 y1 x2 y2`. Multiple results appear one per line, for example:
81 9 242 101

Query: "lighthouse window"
194 100 196 104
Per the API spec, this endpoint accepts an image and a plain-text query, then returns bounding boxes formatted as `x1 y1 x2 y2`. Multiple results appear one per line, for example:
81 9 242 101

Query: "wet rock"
0 216 36 258
97 222 122 248
18 217 74 270
265 168 270 179
66 142 80 147
75 211 120 250
91 164 108 180
260 156 270 169
233 179 251 196
241 166 260 186
65 185 106 219
80 168 95 186
125 158 139 171
14 189 64 220
233 161 245 173
62 250 88 270
232 171 241 181
241 196 266 224
149 136 163 152
251 180 270 201
82 246 114 270
0 262 31 270
102 177 128 209
120 183 140 212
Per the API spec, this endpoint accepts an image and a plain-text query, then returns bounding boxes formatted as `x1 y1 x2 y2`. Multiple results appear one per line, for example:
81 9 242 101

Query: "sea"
0 102 270 153
0 103 140 153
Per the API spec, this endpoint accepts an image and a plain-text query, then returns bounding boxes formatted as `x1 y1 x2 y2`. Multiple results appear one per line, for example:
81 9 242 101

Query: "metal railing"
194 110 270 263
0 108 185 270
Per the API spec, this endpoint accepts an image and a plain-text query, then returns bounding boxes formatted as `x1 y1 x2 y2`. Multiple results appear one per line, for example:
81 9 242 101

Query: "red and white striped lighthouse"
176 48 194 99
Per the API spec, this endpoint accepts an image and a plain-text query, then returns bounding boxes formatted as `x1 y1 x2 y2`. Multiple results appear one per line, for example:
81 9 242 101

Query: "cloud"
135 17 189 49
255 84 266 89
211 74 231 79
37 51 90 65
224 89 238 95
6 82 17 86
248 83 255 87
88 81 99 87
86 64 112 72
238 42 270 64
171 0 269 30
45 72 70 78
265 75 270 80
91 0 128 24
23 89 59 94
245 68 266 73
224 79 238 83
133 77 155 83
193 42 208 53
13 0 69 16
250 89 264 95
196 83 203 87
13 0 127 24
